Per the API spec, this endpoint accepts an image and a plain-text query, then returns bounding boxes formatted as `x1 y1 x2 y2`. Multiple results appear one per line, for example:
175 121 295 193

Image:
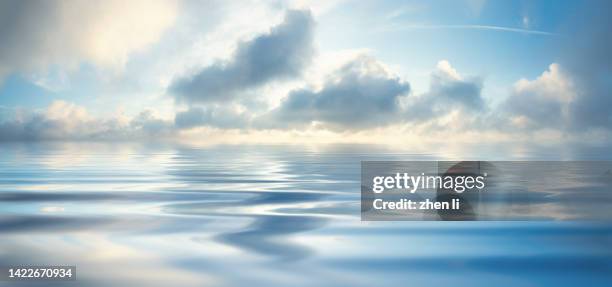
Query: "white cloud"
0 0 178 78
503 63 576 128
513 63 575 103
0 100 173 141
435 60 463 81
405 60 484 122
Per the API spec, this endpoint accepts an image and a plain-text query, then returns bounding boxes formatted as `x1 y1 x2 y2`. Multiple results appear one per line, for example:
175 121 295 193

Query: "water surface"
0 142 610 286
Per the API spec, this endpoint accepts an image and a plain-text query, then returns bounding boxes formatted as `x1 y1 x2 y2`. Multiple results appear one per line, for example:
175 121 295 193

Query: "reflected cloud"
0 142 611 286
0 215 111 233
218 215 327 261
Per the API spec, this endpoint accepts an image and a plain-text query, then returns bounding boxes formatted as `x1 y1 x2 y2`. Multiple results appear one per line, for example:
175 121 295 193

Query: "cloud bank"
0 2 610 143
0 101 173 141
258 55 410 129
174 106 249 129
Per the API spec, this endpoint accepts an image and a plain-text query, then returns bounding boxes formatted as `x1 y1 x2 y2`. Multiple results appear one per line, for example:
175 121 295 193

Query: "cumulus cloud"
502 63 575 129
1 1 609 142
255 58 486 131
498 0 611 132
169 10 314 104
491 1 610 133
405 60 484 122
0 101 173 141
257 55 410 129
0 0 177 78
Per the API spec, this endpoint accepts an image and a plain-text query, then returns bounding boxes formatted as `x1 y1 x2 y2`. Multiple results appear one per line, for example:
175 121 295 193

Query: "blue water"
0 142 610 286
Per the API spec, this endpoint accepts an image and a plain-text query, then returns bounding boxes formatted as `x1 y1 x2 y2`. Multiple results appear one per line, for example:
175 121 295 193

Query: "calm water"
0 142 611 286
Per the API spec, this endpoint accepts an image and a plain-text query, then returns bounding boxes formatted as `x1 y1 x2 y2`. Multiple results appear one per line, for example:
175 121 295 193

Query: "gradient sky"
0 0 610 144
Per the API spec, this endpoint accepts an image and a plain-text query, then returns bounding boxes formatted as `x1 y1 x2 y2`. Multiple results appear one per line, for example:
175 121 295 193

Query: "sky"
0 0 610 145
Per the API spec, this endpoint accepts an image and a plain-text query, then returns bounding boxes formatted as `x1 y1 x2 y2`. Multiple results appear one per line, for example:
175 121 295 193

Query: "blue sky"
0 0 609 143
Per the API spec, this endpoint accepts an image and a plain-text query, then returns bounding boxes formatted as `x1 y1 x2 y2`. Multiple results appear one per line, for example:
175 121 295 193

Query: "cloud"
0 101 173 141
174 106 249 129
0 100 251 141
502 63 575 129
257 55 410 129
130 109 174 136
405 60 484 122
382 24 559 36
0 0 177 78
256 58 488 131
561 1 612 130
169 10 314 104
1 1 609 143
499 0 612 132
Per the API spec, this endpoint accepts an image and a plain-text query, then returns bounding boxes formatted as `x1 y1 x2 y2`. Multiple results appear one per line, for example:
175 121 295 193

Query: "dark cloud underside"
170 10 314 104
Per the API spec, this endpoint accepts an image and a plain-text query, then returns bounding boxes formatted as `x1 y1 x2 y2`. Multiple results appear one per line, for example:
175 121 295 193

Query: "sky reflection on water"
0 142 611 286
